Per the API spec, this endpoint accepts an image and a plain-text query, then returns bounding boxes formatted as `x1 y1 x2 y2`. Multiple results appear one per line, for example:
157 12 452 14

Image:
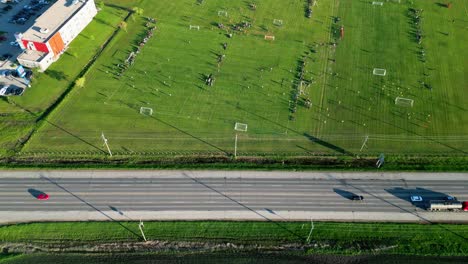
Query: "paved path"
0 170 467 223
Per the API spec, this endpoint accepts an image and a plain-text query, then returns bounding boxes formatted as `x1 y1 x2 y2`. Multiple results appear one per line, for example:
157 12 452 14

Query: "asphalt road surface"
0 171 467 223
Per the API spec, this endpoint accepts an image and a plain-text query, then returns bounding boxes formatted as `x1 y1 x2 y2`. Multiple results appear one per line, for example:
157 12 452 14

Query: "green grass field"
8 0 468 159
0 6 127 156
1 253 467 264
0 221 467 256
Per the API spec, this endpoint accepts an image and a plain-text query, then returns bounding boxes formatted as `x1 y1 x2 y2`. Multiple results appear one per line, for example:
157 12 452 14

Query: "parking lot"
0 0 51 96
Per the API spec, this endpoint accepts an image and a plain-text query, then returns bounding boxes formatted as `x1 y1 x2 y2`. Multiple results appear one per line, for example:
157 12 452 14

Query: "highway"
0 171 467 223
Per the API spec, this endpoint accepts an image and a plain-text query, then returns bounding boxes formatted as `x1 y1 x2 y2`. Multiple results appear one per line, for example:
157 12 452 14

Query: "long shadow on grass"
327 174 467 242
43 120 107 154
40 174 143 240
304 133 353 155
182 172 304 241
334 102 468 155
150 116 228 155
227 102 352 155
13 91 107 155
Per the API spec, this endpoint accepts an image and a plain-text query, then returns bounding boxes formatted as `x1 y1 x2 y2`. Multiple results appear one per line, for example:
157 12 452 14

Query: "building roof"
21 0 88 43
17 49 49 62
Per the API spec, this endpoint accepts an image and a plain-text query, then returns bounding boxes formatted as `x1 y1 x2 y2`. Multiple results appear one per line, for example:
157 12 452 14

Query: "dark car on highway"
351 195 364 201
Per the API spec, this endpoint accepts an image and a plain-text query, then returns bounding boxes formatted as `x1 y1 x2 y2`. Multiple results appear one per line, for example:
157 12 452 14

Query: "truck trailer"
427 200 463 211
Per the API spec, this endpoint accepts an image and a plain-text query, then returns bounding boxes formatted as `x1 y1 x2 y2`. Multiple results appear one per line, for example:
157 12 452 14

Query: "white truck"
427 200 467 212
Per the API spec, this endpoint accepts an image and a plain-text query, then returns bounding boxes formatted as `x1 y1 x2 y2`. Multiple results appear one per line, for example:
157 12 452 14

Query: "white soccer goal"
264 35 275 41
140 107 154 116
373 68 387 76
395 97 414 107
273 19 283 26
189 25 200 30
372 1 384 6
234 122 248 132
386 0 401 3
218 10 228 17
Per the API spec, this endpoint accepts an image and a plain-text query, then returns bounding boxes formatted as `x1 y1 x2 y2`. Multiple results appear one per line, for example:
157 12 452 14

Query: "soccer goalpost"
189 25 200 30
264 35 275 41
234 122 248 132
218 10 228 17
273 19 283 26
140 107 154 116
395 97 414 107
373 68 387 76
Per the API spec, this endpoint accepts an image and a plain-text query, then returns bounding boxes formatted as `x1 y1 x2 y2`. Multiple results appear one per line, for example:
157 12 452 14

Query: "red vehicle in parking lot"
463 201 468 211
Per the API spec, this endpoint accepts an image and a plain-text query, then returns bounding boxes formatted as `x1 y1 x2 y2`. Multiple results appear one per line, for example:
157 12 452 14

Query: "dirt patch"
0 239 398 255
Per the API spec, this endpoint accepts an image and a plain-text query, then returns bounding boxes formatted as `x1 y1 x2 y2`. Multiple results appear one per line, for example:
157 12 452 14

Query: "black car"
25 70 33 80
351 195 364 201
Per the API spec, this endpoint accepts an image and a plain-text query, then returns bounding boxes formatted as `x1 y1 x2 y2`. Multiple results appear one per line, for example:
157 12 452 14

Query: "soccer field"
21 0 468 158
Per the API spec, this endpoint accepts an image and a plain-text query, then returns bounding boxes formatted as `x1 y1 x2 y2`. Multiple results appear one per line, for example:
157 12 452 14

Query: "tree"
132 7 144 16
119 21 128 32
75 77 86 88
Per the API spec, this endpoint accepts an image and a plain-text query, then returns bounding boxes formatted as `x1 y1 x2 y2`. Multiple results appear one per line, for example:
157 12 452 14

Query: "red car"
463 201 468 211
37 193 49 200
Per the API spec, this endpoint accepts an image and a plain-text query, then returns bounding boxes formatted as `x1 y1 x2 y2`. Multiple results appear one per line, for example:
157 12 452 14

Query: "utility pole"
101 132 112 157
306 218 314 243
234 134 238 158
139 220 147 241
360 135 369 152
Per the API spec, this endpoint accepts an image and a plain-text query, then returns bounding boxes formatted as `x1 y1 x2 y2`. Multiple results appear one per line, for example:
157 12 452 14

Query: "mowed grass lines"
23 0 333 156
22 0 467 157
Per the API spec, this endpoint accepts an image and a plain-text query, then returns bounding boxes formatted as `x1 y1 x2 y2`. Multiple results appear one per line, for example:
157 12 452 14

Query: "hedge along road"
0 170 467 224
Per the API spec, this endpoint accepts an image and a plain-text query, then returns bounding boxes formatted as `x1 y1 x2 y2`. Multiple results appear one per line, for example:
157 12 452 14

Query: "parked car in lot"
0 70 10 77
0 84 10 96
25 69 33 79
0 84 24 96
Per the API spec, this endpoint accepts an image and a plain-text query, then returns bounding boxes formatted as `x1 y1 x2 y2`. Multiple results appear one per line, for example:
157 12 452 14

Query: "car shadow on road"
385 187 452 210
40 174 143 240
333 188 356 200
327 174 467 242
182 173 305 241
27 188 46 199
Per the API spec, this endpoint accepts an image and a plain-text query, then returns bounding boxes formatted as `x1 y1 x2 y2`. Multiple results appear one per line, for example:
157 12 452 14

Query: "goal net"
373 68 387 76
273 19 283 26
140 107 154 116
234 122 248 132
218 10 228 17
264 35 275 41
395 97 414 107
372 1 384 6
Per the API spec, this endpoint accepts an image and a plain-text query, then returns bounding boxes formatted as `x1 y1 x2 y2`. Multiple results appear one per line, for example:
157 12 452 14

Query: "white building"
15 0 98 71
